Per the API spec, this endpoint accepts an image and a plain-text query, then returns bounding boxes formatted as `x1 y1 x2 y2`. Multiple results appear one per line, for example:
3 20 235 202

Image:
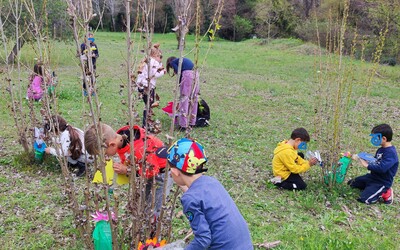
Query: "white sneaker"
270 176 282 184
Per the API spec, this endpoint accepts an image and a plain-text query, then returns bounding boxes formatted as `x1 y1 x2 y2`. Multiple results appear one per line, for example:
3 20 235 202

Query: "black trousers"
141 88 155 127
68 161 86 170
275 173 307 190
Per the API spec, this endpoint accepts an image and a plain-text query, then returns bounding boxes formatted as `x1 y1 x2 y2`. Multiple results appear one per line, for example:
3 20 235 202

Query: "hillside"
0 32 399 249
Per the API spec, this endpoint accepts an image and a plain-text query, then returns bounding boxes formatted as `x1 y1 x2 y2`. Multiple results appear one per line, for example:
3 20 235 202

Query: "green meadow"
0 32 399 249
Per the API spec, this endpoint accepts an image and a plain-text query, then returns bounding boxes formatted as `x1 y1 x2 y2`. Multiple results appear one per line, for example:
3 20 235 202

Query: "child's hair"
372 124 393 142
117 125 141 148
166 56 177 75
290 127 310 142
150 43 162 58
49 115 83 160
34 63 43 76
84 123 117 155
137 43 163 73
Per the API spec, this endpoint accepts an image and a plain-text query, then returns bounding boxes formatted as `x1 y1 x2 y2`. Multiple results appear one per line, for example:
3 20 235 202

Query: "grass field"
1 32 400 249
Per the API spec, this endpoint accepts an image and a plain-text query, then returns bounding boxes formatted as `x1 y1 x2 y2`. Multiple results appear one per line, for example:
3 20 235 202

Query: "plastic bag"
159 240 185 250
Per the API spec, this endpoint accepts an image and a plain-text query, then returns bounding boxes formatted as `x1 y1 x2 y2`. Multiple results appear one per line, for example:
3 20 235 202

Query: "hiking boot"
382 188 393 204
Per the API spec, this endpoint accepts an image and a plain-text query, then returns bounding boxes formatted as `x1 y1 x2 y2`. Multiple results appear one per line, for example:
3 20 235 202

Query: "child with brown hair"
136 43 166 129
26 62 44 101
84 123 123 159
44 115 93 177
84 123 171 220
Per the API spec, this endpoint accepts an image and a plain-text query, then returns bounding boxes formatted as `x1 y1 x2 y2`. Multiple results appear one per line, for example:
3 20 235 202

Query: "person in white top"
44 115 93 177
136 43 166 129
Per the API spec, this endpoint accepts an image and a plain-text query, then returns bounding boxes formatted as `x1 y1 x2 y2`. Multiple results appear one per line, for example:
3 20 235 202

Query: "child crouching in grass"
84 123 172 227
44 115 93 177
271 127 318 190
348 124 398 204
156 138 253 249
115 124 173 219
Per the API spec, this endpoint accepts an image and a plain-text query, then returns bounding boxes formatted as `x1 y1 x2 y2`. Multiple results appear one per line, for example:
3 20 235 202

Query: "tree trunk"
108 0 116 31
304 0 314 18
7 38 25 64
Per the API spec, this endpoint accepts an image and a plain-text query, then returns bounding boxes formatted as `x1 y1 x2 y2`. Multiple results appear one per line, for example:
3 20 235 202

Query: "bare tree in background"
93 0 106 30
170 0 194 49
107 0 116 31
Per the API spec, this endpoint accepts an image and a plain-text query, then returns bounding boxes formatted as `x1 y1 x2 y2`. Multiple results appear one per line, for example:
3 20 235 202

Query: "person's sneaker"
76 165 86 177
382 188 393 204
270 176 282 184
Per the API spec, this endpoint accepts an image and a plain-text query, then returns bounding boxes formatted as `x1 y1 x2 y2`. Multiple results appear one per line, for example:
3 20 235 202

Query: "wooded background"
1 0 399 64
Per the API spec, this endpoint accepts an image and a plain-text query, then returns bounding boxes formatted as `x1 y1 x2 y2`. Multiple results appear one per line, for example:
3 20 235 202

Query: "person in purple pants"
166 57 199 130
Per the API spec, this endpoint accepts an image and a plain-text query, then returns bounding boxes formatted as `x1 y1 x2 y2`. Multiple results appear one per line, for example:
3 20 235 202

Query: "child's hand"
309 157 318 166
45 147 51 154
351 154 359 161
359 159 369 168
351 154 368 168
113 162 127 174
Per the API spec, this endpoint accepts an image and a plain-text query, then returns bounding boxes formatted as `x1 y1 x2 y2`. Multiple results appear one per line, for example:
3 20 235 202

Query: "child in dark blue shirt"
349 124 398 204
166 57 199 130
157 138 253 249
166 57 194 73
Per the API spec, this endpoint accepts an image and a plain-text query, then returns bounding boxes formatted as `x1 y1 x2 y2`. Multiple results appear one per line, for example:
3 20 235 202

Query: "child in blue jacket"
349 124 398 204
156 138 253 249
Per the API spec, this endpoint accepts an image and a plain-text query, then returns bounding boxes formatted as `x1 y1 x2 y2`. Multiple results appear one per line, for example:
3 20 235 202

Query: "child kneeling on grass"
84 123 172 229
114 124 173 219
271 127 318 190
156 138 253 250
348 124 398 204
44 115 93 177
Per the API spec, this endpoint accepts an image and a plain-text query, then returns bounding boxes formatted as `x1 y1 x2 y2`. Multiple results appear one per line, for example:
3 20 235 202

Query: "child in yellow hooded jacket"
272 127 318 190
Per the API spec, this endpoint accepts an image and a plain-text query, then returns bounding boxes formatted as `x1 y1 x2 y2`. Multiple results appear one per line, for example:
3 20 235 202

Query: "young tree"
1 0 30 151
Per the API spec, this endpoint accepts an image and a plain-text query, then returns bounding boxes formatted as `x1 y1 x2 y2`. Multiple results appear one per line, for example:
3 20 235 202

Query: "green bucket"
324 156 352 185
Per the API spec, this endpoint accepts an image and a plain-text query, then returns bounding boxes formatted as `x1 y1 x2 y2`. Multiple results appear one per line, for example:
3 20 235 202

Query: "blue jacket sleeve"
182 195 212 250
368 150 397 173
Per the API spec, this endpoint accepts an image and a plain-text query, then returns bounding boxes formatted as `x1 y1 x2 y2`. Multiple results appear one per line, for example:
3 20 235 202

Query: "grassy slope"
0 32 400 249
